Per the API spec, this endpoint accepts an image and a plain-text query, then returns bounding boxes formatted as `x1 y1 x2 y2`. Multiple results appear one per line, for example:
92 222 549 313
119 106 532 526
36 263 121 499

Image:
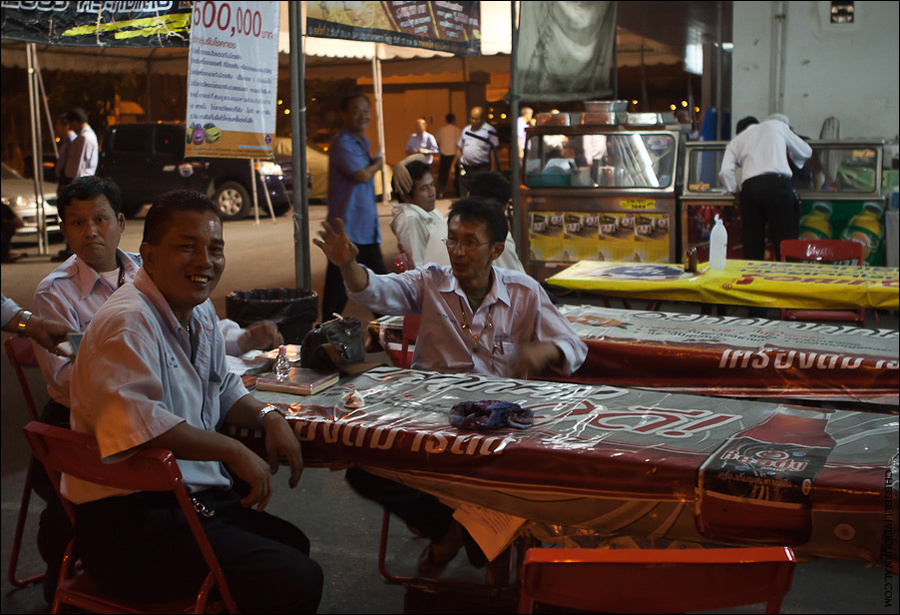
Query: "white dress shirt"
390 202 446 268
719 118 812 194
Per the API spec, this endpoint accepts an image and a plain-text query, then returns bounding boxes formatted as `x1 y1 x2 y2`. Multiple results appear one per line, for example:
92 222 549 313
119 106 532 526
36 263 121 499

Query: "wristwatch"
17 310 33 335
257 404 285 427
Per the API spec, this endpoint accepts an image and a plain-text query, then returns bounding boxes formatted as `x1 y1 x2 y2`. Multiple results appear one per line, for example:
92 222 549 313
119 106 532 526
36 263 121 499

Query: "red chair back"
5 336 41 420
22 421 239 614
779 239 867 326
518 546 796 614
399 315 421 369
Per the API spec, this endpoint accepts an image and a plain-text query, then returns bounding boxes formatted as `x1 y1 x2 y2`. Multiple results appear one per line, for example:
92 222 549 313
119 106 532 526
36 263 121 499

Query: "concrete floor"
2 200 897 613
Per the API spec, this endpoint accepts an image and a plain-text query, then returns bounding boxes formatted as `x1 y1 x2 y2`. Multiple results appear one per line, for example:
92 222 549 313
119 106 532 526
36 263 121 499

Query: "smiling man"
66 190 323 612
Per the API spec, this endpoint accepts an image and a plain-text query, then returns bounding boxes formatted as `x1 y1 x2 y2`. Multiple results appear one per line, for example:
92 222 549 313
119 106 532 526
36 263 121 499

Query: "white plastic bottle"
709 214 728 270
274 345 290 381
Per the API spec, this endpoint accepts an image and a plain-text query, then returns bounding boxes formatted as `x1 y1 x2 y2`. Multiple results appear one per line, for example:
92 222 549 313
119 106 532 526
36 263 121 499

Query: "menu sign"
306 1 481 55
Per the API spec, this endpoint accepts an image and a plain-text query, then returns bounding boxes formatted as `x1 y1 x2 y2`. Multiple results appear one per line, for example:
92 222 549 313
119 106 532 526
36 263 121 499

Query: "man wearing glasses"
315 196 586 577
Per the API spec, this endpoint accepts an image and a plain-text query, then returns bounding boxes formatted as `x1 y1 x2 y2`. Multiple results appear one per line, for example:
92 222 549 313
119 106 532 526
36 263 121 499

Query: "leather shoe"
416 521 464 578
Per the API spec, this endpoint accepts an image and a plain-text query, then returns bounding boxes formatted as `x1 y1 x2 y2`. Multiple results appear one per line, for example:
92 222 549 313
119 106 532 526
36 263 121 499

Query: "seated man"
315 197 586 576
390 159 445 269
421 170 526 273
30 176 283 601
67 190 323 612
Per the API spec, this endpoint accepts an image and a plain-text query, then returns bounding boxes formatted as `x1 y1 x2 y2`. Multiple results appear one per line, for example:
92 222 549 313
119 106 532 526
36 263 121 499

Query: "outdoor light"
830 1 854 24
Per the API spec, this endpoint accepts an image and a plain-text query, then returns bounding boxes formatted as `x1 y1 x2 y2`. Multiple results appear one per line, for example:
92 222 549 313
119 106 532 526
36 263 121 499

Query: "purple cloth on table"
449 400 533 431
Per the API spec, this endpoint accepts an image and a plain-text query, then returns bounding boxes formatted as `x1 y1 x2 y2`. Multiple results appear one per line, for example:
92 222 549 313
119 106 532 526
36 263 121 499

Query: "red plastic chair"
5 336 46 589
518 546 796 614
779 239 867 326
399 314 421 369
22 421 239 614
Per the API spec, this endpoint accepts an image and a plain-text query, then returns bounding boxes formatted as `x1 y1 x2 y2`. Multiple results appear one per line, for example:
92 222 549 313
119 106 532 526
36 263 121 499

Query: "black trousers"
321 242 387 321
739 173 800 262
457 163 491 198
75 489 323 613
437 155 455 197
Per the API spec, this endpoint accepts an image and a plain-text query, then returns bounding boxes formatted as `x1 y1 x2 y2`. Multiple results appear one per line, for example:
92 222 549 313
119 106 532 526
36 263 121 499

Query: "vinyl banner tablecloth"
249 367 899 572
546 260 900 310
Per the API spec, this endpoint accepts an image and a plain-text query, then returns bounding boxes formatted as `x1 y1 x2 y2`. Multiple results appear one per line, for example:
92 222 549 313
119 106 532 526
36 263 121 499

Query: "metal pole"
373 49 388 204
716 1 724 140
290 1 311 290
35 58 58 158
26 44 48 255
509 0 522 263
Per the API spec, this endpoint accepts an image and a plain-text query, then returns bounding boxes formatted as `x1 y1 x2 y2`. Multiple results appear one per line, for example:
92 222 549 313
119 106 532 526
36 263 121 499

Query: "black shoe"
1 252 26 263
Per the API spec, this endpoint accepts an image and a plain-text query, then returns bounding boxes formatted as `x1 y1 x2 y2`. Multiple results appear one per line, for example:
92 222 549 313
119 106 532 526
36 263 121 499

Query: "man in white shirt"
62 107 98 185
457 106 499 197
434 113 461 199
719 114 812 261
67 190 322 612
390 159 445 269
404 118 440 166
517 106 534 159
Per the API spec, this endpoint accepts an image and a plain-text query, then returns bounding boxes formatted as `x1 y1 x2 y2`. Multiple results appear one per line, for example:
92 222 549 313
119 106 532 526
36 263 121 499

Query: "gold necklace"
457 295 493 354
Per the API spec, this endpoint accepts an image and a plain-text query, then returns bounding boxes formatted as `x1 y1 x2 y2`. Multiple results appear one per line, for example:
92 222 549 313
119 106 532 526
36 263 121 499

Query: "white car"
1 162 60 242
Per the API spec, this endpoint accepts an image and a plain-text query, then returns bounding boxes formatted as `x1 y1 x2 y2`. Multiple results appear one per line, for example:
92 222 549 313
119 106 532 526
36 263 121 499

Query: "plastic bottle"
709 214 728 270
696 406 836 546
274 345 290 381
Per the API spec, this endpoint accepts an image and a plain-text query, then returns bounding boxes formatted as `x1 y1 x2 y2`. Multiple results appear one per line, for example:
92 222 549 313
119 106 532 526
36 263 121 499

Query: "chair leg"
7 457 46 588
377 509 414 585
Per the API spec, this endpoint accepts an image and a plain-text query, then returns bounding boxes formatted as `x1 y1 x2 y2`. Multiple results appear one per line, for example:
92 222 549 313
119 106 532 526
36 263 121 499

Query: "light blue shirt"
32 250 245 408
328 129 380 245
1 293 22 328
404 131 439 165
347 264 587 377
65 267 249 504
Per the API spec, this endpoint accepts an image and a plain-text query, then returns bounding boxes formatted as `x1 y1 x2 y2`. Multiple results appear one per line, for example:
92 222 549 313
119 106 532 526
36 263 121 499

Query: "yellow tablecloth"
546 260 899 310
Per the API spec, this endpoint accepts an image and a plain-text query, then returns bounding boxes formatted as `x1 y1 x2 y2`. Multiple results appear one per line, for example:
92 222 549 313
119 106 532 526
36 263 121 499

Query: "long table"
545 260 899 310
370 307 900 405
247 367 899 573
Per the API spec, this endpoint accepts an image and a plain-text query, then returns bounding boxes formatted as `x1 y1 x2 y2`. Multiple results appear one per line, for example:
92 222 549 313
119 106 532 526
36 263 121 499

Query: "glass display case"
520 120 682 283
679 139 886 266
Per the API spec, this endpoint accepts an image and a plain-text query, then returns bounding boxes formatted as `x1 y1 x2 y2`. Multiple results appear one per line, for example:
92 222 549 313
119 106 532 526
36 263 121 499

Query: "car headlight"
15 195 33 208
255 161 284 176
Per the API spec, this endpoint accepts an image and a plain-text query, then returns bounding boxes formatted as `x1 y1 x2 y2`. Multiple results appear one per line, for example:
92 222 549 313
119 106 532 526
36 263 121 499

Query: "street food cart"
679 139 886 265
520 106 682 283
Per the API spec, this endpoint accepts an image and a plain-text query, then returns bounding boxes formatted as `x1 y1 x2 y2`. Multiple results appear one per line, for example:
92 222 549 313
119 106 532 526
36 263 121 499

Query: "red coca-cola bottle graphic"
696 406 836 546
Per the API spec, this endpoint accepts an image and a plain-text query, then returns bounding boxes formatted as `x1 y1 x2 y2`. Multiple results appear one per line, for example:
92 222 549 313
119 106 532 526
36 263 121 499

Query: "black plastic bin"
225 288 319 345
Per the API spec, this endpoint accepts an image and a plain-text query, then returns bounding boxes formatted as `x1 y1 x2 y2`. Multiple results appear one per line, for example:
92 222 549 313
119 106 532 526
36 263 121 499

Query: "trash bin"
225 288 319 345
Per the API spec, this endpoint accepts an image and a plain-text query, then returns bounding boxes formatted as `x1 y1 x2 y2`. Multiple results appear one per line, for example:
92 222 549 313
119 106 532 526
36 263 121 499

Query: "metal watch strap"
257 404 284 427
16 310 32 335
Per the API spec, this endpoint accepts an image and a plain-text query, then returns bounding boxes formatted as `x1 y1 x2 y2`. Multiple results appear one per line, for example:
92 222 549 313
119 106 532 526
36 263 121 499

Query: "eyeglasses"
443 237 490 253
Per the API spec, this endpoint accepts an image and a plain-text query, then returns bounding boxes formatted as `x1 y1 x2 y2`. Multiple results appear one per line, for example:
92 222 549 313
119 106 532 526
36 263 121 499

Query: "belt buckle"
190 496 215 519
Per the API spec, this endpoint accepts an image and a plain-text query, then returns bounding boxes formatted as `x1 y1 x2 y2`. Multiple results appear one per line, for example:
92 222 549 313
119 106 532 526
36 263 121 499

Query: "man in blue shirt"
323 92 388 320
404 118 439 165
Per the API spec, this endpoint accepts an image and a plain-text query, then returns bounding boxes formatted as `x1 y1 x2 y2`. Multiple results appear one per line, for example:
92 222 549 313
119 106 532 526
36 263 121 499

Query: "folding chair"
5 336 46 588
518 546 796 614
22 421 239 614
779 239 867 326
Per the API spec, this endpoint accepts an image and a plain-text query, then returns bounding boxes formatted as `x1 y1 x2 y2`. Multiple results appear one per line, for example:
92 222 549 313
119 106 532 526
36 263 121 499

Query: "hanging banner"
306 1 481 56
516 1 617 102
0 1 191 47
185 1 279 160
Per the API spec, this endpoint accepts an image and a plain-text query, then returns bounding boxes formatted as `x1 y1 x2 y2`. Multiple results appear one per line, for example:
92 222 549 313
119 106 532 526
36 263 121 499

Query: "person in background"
30 176 282 603
390 159 444 269
322 92 387 321
53 107 99 262
315 198 586 579
517 106 534 159
421 171 527 274
66 190 323 613
54 113 77 183
719 113 811 262
434 113 461 199
404 118 439 166
456 106 499 197
1 292 72 352
2 201 25 262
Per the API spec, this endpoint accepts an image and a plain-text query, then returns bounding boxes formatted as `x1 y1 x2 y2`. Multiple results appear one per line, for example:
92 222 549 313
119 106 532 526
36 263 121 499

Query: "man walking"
435 113 461 198
456 106 498 197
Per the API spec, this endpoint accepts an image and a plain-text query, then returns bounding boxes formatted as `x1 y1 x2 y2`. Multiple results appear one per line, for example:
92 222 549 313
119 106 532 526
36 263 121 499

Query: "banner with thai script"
557 305 899 404
306 1 481 56
547 260 899 310
0 1 191 47
185 1 279 160
239 367 898 571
